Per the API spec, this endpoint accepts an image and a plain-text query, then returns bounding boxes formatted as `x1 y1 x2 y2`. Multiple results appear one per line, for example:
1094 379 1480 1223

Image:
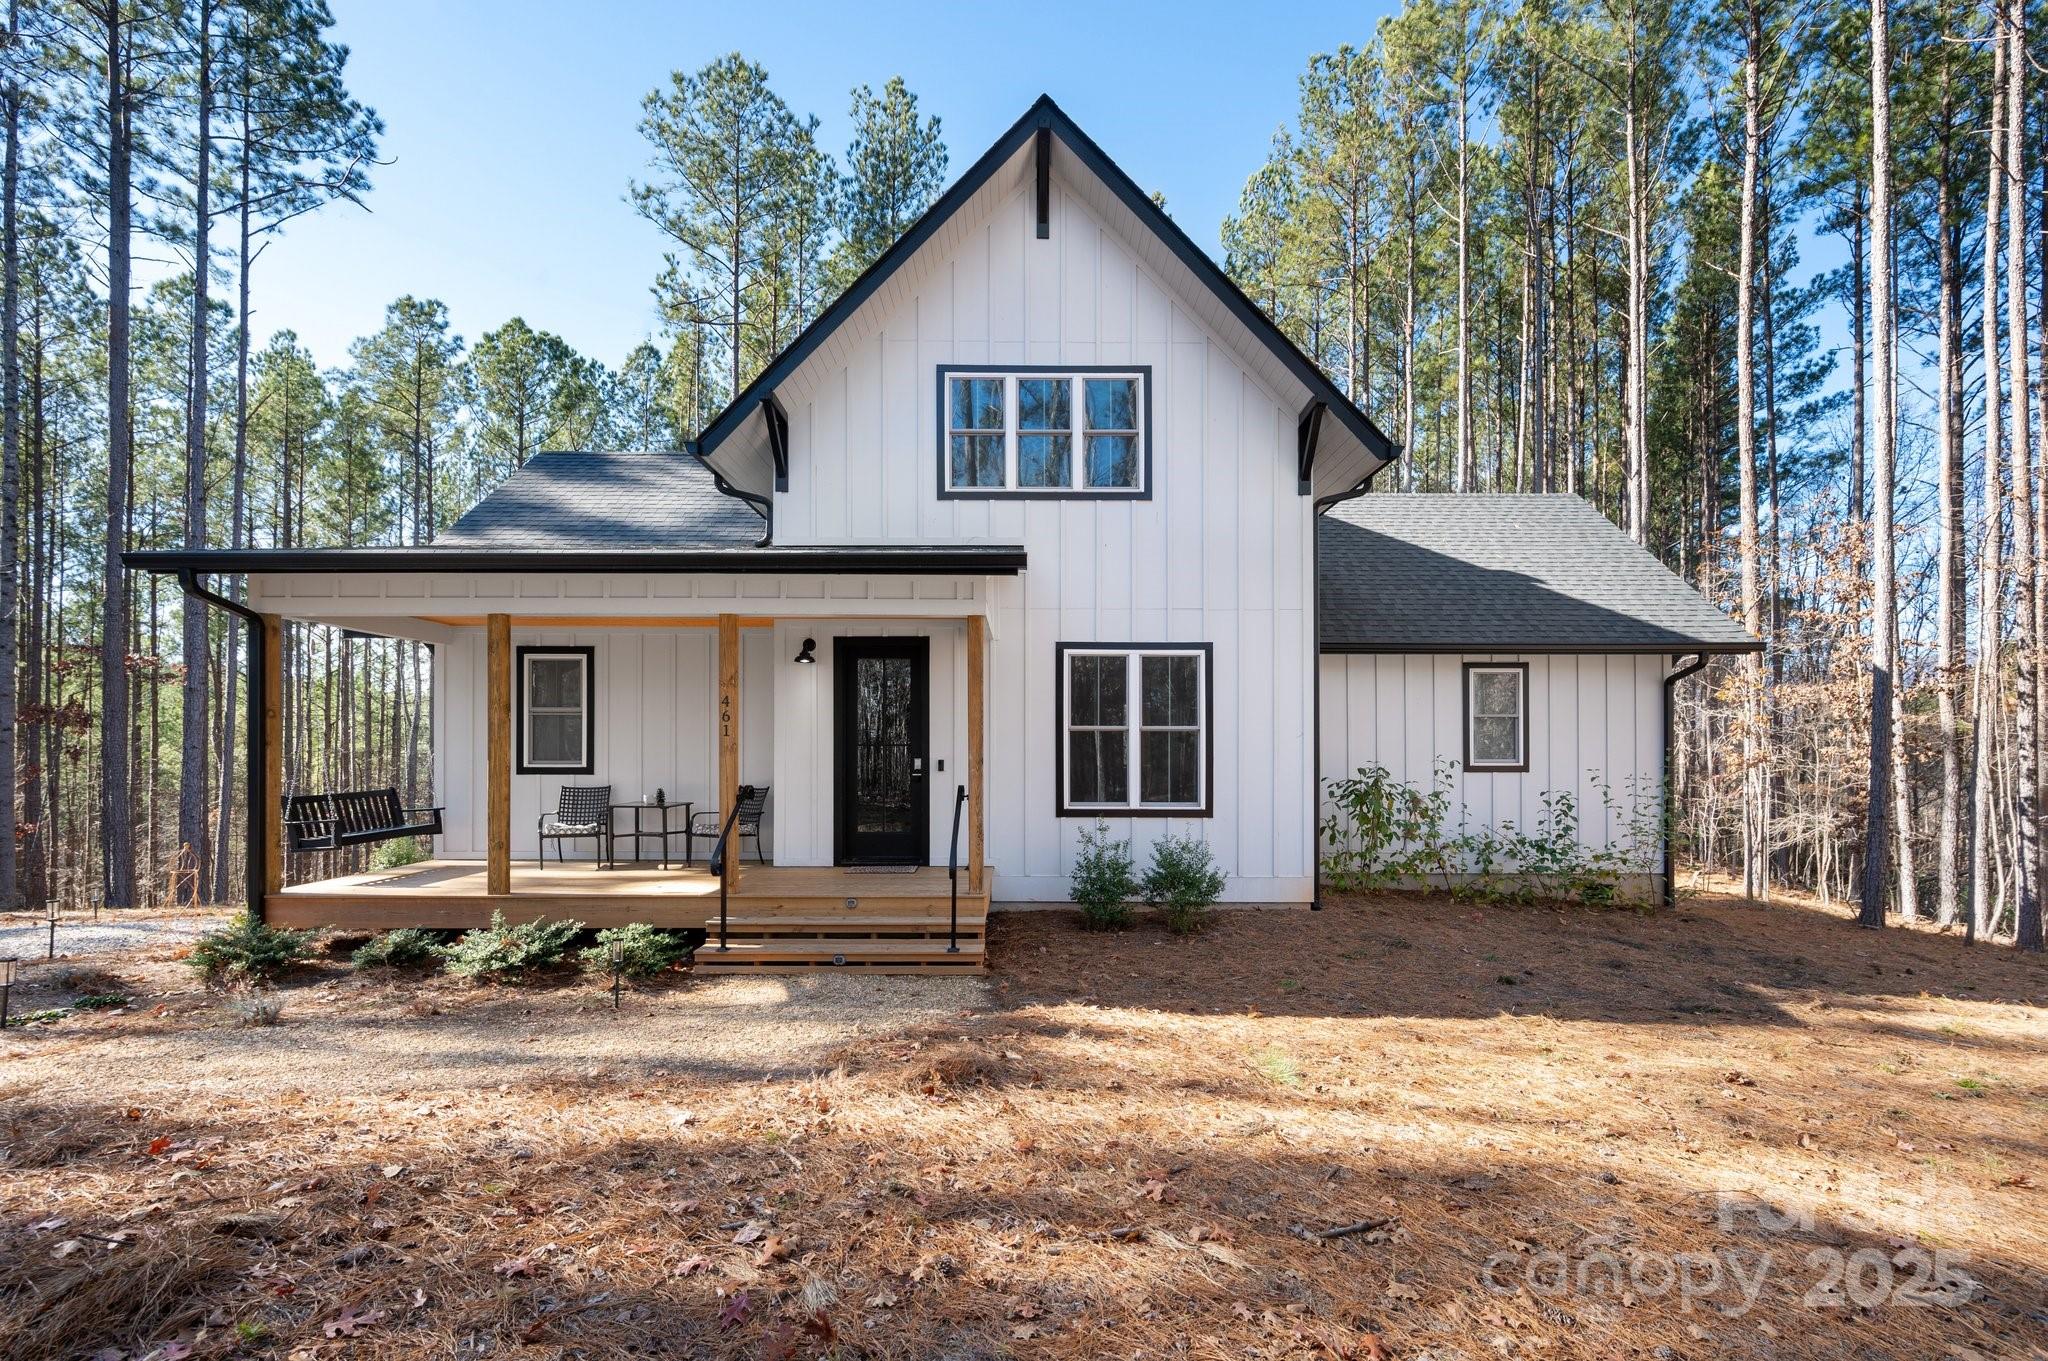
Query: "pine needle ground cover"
1 892 2043 1360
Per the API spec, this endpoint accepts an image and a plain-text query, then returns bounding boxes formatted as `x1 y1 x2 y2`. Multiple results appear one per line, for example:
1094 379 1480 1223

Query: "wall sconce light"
793 637 817 665
0 956 18 1030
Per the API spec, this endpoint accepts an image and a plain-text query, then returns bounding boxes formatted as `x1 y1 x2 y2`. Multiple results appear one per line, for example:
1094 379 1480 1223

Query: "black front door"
834 637 930 865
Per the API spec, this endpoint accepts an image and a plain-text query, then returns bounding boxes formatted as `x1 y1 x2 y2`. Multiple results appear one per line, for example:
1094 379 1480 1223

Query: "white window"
942 369 1147 495
1059 645 1210 815
518 646 595 774
1464 663 1528 772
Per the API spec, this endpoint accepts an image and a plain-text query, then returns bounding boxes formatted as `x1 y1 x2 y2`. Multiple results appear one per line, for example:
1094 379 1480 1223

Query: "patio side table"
607 800 694 870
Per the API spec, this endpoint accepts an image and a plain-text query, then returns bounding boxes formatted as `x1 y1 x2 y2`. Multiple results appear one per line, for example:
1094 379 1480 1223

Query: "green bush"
371 836 429 870
189 913 318 986
351 927 444 970
1069 822 1138 929
1320 760 1458 893
439 912 583 981
1142 833 1227 934
1319 763 1664 906
579 923 694 978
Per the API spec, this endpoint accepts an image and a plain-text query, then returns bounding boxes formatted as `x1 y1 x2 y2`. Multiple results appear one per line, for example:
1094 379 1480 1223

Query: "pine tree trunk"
1736 2 1769 902
1971 32 2006 942
1455 32 1472 494
2004 0 2042 950
179 0 214 887
0 0 22 909
100 8 137 908
1860 0 1896 929
1934 62 1965 930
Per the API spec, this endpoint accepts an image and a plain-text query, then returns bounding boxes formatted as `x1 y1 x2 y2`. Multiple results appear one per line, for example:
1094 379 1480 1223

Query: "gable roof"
1319 494 1759 655
693 94 1396 500
439 449 763 550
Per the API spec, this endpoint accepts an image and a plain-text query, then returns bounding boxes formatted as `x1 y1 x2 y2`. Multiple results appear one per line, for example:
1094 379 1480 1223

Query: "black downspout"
688 441 774 547
1661 652 1709 910
1308 448 1401 911
176 569 268 920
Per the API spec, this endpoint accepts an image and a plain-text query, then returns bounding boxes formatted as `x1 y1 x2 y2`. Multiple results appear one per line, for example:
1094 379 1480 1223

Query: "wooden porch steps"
693 934 986 974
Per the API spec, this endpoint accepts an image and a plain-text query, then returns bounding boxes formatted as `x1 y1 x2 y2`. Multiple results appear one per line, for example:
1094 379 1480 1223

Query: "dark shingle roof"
1319 494 1759 654
438 450 762 550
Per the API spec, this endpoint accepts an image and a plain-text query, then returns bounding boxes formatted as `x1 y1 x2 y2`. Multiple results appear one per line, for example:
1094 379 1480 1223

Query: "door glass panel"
852 655 916 836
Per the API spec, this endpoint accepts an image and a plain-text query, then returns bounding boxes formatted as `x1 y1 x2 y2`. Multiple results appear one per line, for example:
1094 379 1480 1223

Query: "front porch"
222 568 1005 973
271 859 990 972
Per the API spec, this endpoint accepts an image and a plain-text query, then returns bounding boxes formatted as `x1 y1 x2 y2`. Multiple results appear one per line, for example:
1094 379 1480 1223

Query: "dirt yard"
1 890 2044 1361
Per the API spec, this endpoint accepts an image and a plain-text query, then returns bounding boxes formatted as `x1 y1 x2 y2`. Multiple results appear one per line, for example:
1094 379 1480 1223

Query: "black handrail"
946 784 967 954
708 804 745 952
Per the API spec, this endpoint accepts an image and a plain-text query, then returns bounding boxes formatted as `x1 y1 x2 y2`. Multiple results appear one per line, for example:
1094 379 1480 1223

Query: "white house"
128 96 1755 972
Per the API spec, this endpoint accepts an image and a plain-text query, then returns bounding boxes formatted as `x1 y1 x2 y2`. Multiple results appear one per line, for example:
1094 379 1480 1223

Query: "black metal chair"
691 785 768 865
538 784 612 867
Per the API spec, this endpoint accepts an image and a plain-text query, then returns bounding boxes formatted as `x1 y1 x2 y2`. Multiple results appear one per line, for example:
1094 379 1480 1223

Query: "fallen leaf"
322 1306 387 1338
718 1291 752 1330
753 1234 792 1267
866 1288 899 1309
757 1322 798 1360
672 1254 712 1277
732 1222 765 1245
145 1137 172 1157
493 1255 533 1278
1386 1282 1421 1301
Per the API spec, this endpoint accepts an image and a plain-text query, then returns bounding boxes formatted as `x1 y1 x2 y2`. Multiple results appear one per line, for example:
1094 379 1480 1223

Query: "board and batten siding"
770 171 1316 902
1317 653 1666 871
434 627 776 861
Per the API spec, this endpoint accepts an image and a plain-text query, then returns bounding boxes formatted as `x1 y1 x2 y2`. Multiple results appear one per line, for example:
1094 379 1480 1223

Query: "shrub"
579 923 694 978
70 993 130 1011
371 836 428 870
1320 760 1458 892
189 913 318 986
1143 833 1227 934
1069 822 1138 929
439 912 583 981
351 927 444 970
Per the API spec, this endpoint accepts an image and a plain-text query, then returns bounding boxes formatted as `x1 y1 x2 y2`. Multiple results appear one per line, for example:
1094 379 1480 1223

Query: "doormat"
844 865 919 874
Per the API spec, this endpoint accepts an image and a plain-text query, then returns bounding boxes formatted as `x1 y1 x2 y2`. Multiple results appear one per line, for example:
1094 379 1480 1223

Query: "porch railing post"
947 784 966 954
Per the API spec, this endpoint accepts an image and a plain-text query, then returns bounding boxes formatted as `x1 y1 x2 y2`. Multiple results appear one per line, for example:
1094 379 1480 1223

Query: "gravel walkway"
0 910 220 960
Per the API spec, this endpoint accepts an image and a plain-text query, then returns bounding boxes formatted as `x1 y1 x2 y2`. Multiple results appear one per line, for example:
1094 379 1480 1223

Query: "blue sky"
259 0 1401 371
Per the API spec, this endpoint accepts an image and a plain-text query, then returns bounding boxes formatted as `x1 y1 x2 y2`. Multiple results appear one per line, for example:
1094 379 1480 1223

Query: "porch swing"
283 788 444 853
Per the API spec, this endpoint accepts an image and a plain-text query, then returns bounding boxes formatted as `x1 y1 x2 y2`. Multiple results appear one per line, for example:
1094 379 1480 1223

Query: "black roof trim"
123 546 1029 576
693 94 1394 471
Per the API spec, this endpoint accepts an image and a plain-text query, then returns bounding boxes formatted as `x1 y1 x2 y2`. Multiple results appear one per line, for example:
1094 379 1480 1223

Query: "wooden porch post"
967 615 986 892
487 613 511 896
260 613 284 901
718 614 740 889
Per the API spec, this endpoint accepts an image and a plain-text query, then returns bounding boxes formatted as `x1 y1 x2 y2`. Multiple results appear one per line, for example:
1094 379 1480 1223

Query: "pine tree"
829 77 946 293
631 52 799 402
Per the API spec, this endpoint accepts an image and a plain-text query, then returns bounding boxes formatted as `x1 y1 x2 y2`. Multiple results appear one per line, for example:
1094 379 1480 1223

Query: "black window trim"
936 364 1154 501
1054 641 1214 817
1462 661 1531 774
516 644 598 776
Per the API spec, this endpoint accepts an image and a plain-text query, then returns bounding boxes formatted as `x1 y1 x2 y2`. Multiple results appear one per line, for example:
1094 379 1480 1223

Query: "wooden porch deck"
269 860 989 972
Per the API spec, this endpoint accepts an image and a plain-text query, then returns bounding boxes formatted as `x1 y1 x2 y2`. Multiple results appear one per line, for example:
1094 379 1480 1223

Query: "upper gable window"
939 367 1149 497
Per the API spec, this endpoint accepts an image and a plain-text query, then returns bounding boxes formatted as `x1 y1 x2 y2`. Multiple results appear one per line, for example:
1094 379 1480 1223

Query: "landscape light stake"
46 900 58 961
609 939 624 1012
0 957 17 1030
